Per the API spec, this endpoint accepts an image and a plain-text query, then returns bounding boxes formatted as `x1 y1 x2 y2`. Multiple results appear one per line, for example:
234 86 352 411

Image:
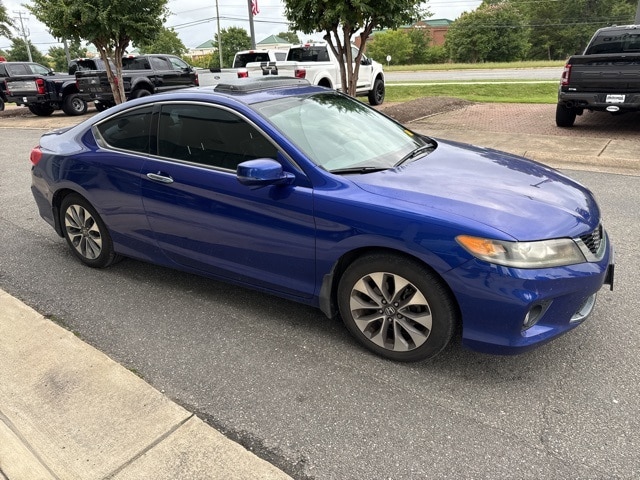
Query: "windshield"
255 92 430 172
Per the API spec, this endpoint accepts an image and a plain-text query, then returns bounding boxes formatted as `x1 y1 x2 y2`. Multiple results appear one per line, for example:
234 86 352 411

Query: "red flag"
251 0 259 15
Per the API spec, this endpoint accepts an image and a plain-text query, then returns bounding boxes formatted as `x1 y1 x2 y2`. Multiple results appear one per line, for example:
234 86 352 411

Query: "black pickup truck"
556 24 640 127
75 54 198 110
2 60 87 116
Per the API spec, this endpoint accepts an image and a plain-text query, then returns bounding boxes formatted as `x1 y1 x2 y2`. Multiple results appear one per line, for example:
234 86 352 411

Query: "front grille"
580 224 603 255
576 224 607 261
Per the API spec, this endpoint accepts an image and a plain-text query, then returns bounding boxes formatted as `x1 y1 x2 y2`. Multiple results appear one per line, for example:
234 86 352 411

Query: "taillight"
237 69 248 78
561 64 572 86
36 78 46 95
194 71 199 86
30 146 43 166
294 68 306 79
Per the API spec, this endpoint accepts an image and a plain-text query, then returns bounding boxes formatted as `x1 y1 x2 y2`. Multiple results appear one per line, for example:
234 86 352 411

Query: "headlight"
456 235 586 268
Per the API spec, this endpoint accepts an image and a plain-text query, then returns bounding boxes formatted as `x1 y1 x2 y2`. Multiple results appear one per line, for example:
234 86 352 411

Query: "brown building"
357 19 453 48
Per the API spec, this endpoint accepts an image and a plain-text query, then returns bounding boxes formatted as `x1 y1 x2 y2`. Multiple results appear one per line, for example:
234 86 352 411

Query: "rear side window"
157 104 277 170
123 58 151 70
94 106 154 154
6 64 30 75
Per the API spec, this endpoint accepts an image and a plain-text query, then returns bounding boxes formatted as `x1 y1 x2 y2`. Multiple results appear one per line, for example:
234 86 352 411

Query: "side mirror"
360 56 372 66
237 159 295 188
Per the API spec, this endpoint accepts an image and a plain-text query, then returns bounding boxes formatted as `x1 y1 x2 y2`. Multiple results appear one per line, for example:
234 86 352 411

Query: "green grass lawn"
385 81 558 104
383 60 565 72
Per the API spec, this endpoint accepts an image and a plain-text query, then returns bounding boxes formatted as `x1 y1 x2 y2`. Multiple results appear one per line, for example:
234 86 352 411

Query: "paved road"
195 66 564 87
1 105 638 479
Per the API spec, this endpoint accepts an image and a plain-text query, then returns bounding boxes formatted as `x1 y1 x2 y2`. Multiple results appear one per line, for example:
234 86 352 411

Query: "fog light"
570 293 596 323
523 301 551 330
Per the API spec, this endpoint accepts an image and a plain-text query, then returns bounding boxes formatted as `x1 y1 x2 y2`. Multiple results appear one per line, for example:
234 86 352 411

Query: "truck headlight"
456 235 586 268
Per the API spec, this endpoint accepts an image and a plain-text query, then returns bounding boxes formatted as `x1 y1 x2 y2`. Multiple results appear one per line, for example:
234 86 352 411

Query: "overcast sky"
1 0 482 52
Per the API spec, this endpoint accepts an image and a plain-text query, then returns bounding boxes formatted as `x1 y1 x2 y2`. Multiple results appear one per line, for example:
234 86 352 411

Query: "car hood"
350 139 600 241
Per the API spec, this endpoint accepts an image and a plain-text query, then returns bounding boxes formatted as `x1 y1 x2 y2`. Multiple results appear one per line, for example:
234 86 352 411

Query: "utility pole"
247 0 256 49
215 0 223 68
635 0 640 24
14 11 33 62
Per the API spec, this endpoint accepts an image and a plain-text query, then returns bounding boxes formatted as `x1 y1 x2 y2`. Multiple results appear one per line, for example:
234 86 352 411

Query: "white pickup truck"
205 49 289 85
244 43 386 105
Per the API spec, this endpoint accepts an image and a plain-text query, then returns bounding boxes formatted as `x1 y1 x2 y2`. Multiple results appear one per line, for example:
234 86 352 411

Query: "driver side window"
157 104 278 170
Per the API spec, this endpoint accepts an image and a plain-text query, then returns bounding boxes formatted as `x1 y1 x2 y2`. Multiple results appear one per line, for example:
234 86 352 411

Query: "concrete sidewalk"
408 102 640 176
0 289 292 480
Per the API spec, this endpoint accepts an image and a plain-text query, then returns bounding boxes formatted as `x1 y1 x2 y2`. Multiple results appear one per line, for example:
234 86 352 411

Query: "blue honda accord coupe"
29 77 614 361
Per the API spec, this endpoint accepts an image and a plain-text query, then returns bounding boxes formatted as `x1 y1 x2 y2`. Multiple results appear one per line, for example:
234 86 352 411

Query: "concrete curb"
0 289 293 480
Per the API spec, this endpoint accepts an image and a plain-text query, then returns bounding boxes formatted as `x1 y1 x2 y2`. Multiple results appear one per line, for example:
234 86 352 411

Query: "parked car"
206 49 290 85
29 78 614 362
2 60 88 116
244 43 386 105
556 24 640 127
75 54 198 110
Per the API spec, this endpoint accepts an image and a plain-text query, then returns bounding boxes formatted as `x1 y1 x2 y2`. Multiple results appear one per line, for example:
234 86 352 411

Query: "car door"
352 46 373 90
140 102 317 299
148 56 175 92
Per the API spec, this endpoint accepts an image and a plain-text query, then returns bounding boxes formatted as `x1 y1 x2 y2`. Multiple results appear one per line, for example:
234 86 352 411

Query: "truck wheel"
368 78 385 106
0 97 4 111
555 104 577 127
94 101 110 112
62 94 88 116
28 104 55 116
130 89 151 100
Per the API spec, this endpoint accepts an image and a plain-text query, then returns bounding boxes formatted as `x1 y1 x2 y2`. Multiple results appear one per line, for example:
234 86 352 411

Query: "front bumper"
442 235 614 355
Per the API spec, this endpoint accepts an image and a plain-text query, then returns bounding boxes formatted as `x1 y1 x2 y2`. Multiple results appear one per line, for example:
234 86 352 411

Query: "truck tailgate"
5 78 38 95
567 54 640 92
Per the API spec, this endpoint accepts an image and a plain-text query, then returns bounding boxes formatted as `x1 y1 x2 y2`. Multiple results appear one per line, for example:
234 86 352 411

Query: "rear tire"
28 103 55 116
0 97 5 111
62 94 88 116
337 253 458 362
556 104 577 127
130 89 151 100
60 194 120 268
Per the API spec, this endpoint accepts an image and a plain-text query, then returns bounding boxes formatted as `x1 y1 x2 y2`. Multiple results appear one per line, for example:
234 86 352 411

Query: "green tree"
511 0 637 60
48 40 88 72
445 1 528 63
7 38 50 65
0 1 13 39
284 0 427 97
28 0 168 104
367 30 414 65
406 28 431 64
136 26 187 56
277 30 301 44
210 27 251 68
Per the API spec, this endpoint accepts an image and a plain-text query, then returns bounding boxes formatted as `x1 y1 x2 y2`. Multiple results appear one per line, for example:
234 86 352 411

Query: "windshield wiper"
329 166 389 175
395 143 435 167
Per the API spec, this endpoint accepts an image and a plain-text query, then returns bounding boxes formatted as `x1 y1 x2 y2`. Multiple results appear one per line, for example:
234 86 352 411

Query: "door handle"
146 172 174 184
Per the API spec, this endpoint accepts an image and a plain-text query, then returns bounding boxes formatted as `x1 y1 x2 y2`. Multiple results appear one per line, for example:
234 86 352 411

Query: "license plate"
606 94 625 104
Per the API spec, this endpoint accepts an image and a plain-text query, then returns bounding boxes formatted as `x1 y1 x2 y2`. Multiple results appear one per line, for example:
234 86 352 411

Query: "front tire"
62 94 88 116
368 78 385 106
556 103 577 127
337 254 458 362
60 194 120 268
